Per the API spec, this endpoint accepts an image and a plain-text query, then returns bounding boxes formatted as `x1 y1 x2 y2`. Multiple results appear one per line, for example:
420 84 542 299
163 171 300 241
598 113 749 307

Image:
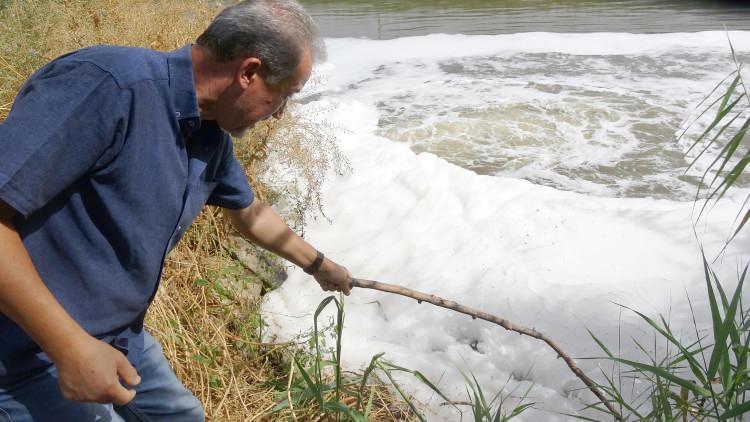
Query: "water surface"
300 1 750 200
302 0 750 39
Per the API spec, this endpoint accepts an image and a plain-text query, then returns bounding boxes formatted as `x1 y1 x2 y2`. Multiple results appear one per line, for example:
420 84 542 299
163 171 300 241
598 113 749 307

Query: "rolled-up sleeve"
206 134 254 209
0 60 129 217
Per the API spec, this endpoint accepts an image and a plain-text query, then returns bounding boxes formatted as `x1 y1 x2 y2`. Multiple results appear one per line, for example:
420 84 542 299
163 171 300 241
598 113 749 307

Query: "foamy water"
307 32 750 200
262 32 750 420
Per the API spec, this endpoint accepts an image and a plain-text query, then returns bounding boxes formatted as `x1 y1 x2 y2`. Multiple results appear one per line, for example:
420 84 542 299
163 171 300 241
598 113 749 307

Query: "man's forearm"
0 202 142 404
225 199 319 269
225 199 352 295
0 202 89 362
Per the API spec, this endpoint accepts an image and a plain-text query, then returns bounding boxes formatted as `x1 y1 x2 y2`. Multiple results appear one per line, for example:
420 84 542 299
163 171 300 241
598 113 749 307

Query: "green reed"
587 38 750 421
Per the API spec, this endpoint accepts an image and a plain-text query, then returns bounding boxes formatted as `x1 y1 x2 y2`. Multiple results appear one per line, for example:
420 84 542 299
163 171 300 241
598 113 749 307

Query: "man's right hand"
53 335 141 405
0 201 140 405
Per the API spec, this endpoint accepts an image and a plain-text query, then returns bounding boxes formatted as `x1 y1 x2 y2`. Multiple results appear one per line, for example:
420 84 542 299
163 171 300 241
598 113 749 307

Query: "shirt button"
175 111 181 118
177 225 182 231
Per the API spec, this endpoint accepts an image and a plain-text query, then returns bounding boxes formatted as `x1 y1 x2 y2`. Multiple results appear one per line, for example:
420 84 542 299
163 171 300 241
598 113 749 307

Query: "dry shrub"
0 0 218 120
246 102 352 232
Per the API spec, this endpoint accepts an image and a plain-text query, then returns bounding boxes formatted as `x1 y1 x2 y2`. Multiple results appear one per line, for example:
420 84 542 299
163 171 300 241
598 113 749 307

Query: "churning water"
263 3 750 420
301 0 750 200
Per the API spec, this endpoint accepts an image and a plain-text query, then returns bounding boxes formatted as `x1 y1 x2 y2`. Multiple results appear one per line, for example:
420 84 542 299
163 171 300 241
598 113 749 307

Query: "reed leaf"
294 353 325 406
721 401 750 419
707 264 747 382
617 303 707 385
610 357 713 397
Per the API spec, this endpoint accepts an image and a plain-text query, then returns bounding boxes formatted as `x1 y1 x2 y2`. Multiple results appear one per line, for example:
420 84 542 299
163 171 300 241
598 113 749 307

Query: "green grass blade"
313 295 338 321
381 359 453 404
412 369 452 403
467 370 490 415
704 254 724 337
732 206 750 239
271 398 291 413
713 267 731 310
333 296 345 410
617 303 707 385
322 401 365 421
364 385 375 417
560 414 601 422
688 110 744 177
680 71 737 145
610 357 712 397
707 264 747 381
376 361 427 422
492 408 503 422
729 266 749 362
505 383 536 420
588 329 614 358
357 352 385 409
698 112 750 188
720 401 750 419
713 144 750 202
597 367 644 417
313 295 338 384
658 314 709 385
702 254 730 399
689 94 743 158
294 354 325 406
656 378 675 421
718 73 742 114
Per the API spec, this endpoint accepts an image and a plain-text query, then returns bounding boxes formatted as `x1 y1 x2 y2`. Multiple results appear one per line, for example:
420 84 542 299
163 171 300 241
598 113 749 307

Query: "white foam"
319 31 750 90
263 33 750 420
307 31 750 200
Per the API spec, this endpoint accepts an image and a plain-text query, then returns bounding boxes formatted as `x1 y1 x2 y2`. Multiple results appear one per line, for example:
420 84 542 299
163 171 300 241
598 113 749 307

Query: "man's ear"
237 57 262 88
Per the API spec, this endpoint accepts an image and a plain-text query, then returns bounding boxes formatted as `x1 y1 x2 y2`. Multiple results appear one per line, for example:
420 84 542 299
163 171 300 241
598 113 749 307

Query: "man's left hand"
313 258 352 295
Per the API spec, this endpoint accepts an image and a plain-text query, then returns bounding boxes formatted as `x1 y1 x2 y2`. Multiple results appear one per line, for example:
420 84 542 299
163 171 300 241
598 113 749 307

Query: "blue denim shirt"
0 45 254 384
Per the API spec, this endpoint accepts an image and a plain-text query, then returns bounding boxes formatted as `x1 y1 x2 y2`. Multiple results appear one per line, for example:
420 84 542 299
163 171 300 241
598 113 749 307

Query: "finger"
342 269 352 295
336 283 349 296
110 383 137 406
116 353 141 388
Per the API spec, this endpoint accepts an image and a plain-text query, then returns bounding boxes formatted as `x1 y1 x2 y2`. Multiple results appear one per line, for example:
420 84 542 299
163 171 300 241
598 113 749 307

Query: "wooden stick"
350 278 622 420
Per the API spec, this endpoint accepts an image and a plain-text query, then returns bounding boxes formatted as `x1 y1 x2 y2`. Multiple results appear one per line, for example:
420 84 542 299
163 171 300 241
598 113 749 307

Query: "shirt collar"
166 45 201 134
167 44 201 138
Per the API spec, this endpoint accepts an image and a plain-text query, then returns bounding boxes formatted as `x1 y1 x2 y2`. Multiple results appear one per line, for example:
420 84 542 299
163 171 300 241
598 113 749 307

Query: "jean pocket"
114 403 152 422
0 407 11 422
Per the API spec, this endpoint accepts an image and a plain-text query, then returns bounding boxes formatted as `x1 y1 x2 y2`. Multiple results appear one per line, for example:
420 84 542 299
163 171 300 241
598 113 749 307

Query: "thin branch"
287 349 299 422
351 278 623 420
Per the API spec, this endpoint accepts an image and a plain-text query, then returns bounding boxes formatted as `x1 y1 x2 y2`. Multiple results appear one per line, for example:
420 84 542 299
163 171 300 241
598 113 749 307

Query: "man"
0 0 351 420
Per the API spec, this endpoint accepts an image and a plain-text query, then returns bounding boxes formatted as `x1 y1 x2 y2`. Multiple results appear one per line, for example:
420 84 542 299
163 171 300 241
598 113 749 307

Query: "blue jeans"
0 332 204 421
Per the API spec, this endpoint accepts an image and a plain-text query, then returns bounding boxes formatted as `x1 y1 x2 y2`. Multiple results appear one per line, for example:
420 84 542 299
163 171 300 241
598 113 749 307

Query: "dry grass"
0 1 409 420
250 104 352 232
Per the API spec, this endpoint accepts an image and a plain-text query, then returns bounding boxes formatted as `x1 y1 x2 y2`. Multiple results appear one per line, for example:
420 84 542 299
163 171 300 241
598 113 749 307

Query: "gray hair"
196 0 326 85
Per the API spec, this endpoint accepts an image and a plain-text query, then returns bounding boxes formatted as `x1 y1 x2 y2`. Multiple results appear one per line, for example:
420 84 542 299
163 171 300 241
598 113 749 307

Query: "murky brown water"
302 0 750 39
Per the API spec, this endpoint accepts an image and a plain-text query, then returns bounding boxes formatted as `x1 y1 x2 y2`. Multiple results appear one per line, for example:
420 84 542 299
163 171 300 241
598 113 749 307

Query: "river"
263 2 750 420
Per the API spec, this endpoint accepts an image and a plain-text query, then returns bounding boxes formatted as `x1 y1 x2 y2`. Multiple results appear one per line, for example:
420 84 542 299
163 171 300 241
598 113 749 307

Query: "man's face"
216 48 312 138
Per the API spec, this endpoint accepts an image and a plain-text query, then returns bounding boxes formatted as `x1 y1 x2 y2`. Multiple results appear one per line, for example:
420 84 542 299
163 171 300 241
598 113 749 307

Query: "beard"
227 126 250 139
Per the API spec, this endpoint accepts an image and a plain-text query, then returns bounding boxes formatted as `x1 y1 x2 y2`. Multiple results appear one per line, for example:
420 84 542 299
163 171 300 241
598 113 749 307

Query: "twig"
351 278 623 420
287 349 299 422
440 400 472 407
